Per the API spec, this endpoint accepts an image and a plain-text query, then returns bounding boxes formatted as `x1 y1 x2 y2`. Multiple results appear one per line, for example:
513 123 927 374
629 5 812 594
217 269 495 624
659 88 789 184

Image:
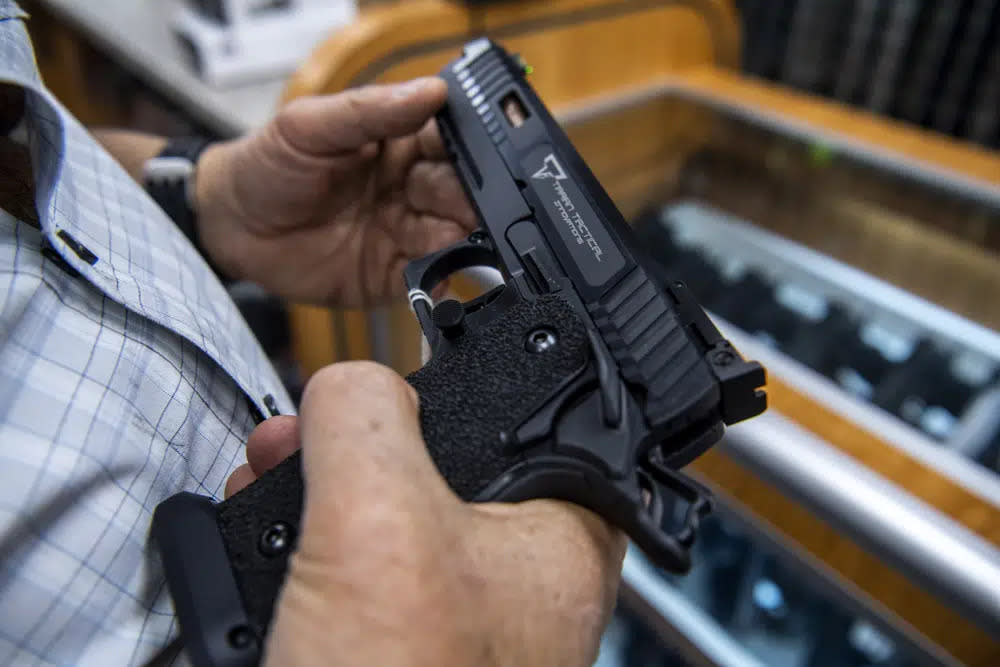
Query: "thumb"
296 361 451 549
275 77 448 155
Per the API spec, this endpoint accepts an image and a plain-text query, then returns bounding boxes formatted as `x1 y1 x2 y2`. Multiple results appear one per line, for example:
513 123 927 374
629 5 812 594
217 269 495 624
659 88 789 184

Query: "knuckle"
272 99 310 146
341 89 367 118
340 89 378 137
307 360 380 391
305 361 410 406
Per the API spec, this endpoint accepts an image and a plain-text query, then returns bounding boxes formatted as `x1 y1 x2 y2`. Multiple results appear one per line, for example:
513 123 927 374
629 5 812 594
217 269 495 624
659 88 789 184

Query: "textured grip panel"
409 294 588 499
217 452 303 639
216 294 589 637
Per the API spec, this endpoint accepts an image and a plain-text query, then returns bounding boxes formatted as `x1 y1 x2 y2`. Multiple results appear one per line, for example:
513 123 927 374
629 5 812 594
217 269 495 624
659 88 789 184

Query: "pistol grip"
206 295 589 640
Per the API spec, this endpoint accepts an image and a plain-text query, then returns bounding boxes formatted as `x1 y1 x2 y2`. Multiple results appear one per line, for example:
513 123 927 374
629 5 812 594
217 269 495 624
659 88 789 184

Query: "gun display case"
467 89 1000 667
279 1 1000 665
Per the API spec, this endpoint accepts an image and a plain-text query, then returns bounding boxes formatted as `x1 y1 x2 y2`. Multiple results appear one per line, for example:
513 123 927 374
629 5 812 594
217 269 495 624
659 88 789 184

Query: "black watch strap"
145 137 232 283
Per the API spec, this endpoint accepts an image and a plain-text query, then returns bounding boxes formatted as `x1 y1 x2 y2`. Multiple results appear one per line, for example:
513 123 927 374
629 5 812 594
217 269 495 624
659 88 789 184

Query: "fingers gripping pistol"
151 38 767 666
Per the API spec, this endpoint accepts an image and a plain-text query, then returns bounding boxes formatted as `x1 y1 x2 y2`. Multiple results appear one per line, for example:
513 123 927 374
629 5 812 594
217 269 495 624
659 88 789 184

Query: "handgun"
151 38 767 667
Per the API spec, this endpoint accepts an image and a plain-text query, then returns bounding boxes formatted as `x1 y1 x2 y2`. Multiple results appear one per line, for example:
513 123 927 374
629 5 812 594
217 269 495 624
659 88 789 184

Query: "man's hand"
227 362 626 667
196 78 477 307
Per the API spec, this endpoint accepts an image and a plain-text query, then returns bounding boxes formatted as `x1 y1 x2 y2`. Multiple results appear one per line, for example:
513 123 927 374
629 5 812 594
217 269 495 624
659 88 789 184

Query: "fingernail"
392 77 435 99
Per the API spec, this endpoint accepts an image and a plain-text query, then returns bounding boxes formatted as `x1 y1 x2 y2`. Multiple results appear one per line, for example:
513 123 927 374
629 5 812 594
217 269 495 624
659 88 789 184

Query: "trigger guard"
472 456 596 503
403 234 499 296
404 234 503 351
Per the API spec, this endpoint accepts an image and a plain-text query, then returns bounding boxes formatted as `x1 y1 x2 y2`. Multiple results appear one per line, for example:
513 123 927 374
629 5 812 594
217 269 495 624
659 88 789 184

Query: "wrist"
145 137 241 283
192 141 248 283
94 130 167 183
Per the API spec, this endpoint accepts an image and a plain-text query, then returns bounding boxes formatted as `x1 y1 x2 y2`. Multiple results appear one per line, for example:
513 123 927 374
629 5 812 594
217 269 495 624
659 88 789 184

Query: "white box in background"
172 0 358 88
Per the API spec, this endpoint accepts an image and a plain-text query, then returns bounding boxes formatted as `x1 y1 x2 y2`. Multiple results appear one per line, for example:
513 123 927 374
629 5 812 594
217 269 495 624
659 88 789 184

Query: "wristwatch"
144 137 231 282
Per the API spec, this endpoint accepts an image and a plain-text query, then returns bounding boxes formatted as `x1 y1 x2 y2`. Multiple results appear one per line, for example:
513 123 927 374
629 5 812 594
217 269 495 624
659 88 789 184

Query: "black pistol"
152 38 767 667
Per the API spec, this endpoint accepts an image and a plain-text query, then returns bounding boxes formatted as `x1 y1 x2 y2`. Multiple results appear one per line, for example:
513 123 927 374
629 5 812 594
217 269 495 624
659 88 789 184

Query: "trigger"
408 287 440 350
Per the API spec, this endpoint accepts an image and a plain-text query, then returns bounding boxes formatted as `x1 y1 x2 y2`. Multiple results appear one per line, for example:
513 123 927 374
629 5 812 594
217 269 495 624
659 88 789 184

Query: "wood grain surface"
674 66 1000 190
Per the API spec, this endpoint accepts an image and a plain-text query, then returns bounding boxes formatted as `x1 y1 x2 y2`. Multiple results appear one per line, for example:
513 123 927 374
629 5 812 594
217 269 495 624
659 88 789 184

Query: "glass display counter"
364 85 1000 666
629 97 1000 474
551 89 1000 666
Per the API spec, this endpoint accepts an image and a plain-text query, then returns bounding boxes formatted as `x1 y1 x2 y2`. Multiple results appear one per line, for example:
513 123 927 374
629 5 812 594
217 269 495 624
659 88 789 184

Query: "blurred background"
21 1 1000 665
25 1 1000 144
738 0 999 150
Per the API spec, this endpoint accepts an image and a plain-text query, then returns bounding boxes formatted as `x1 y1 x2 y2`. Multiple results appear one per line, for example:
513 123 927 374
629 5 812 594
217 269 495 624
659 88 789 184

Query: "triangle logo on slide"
532 154 567 181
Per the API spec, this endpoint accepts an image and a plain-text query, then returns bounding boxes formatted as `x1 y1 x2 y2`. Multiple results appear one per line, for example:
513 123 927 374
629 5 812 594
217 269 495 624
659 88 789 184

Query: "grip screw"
526 328 557 353
468 231 487 244
259 522 294 557
227 625 255 650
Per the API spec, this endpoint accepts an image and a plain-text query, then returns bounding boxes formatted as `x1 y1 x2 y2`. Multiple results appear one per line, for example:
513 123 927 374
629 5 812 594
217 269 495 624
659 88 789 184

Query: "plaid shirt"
0 3 293 664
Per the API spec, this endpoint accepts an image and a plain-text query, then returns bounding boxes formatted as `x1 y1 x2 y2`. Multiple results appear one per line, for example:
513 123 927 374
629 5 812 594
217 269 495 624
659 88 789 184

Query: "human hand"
227 362 626 667
195 78 477 307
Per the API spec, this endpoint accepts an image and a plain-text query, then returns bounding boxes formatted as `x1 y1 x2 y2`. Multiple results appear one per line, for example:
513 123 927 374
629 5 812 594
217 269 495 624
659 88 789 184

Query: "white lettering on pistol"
550 175 603 262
